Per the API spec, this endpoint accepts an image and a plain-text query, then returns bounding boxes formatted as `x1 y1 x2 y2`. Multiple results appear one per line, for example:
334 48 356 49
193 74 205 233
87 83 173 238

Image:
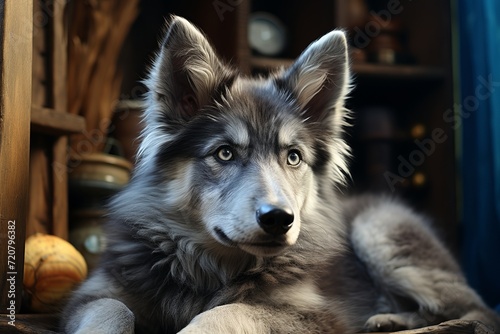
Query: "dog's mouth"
213 227 289 255
214 227 238 247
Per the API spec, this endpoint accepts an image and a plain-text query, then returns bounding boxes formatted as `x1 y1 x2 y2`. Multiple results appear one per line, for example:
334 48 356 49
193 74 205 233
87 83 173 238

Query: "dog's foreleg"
350 199 500 332
64 298 135 334
178 304 268 334
61 269 136 333
178 303 347 334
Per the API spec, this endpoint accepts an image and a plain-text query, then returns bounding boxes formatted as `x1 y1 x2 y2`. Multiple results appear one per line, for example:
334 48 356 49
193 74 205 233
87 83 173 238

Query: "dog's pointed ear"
146 16 234 121
276 30 350 124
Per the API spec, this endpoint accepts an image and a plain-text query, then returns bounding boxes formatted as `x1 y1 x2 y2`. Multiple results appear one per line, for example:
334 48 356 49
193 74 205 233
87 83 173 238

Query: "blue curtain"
458 0 500 310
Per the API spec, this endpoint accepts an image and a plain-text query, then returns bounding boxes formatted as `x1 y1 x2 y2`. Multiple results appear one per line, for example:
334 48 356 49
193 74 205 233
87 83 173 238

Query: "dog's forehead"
219 77 306 146
230 76 294 111
229 77 301 120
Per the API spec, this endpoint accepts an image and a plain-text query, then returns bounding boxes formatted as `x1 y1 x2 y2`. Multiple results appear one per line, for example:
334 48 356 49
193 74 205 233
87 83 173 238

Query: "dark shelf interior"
117 0 457 249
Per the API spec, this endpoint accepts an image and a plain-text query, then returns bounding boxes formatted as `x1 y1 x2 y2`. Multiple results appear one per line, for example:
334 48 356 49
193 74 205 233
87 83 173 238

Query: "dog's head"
134 16 350 257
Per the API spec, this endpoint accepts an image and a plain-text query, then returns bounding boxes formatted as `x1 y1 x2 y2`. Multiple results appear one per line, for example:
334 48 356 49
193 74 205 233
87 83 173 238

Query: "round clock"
248 12 287 56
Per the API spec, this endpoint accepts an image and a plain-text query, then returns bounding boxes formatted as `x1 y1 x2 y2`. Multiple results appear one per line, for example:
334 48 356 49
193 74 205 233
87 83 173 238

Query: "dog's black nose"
256 204 294 235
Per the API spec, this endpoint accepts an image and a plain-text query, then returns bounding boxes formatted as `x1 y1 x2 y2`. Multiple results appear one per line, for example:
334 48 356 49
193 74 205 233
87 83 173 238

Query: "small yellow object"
411 124 426 139
412 172 427 188
23 233 88 312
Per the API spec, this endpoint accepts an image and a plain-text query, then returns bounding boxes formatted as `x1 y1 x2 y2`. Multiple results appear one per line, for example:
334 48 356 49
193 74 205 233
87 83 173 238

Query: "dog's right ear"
276 30 351 129
145 16 234 122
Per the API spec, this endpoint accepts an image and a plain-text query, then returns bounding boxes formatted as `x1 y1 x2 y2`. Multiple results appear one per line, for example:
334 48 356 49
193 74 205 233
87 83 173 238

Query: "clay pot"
68 152 132 209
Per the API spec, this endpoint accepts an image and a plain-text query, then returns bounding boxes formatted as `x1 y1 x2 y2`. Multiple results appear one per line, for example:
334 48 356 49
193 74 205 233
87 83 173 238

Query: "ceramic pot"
68 152 132 209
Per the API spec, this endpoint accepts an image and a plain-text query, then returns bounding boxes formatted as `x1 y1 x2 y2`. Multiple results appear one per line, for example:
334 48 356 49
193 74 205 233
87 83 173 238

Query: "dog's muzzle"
256 204 294 236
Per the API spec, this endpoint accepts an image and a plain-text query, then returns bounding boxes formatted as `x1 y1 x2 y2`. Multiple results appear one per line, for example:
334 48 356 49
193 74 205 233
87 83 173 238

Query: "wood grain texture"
68 0 139 153
28 0 52 240
31 106 85 135
27 136 51 236
51 135 68 239
29 0 75 240
50 0 69 238
235 0 250 74
0 0 33 312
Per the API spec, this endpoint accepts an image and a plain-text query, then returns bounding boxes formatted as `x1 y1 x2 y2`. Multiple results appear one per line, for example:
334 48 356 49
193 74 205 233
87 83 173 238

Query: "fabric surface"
458 0 500 309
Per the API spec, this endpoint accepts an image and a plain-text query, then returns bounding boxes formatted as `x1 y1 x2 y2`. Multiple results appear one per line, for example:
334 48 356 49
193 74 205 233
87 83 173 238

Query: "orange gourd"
23 233 88 312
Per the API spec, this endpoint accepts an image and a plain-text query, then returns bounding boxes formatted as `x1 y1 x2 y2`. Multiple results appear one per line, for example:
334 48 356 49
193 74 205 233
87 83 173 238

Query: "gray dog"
62 16 500 334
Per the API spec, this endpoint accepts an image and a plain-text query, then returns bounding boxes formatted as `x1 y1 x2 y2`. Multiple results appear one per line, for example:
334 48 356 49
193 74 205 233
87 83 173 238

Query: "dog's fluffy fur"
62 16 500 334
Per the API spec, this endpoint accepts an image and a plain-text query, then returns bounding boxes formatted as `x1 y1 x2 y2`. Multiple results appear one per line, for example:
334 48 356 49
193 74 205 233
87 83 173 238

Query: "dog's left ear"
277 30 350 124
146 16 234 122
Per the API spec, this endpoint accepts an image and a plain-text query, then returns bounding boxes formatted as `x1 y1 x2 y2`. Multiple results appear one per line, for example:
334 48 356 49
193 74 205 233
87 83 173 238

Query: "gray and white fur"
61 16 500 334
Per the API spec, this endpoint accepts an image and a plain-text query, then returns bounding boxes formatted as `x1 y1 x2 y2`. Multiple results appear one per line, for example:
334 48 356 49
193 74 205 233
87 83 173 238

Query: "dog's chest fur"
101 226 339 333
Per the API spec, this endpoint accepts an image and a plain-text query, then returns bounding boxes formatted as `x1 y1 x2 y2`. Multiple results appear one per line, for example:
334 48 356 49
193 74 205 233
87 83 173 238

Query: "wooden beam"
235 0 250 74
31 106 85 136
50 0 70 238
51 136 69 239
0 0 33 314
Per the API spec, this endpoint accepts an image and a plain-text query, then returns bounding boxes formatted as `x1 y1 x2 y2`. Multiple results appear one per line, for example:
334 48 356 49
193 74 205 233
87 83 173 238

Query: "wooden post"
29 0 74 239
235 0 250 74
50 0 69 239
0 0 33 318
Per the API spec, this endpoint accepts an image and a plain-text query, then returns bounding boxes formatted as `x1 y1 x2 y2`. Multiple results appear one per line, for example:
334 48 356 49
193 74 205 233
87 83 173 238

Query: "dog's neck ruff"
150 231 317 294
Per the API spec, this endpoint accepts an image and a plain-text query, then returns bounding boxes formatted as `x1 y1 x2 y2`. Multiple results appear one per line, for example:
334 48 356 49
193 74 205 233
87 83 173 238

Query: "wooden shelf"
352 63 445 80
250 56 444 81
31 106 86 136
250 57 293 70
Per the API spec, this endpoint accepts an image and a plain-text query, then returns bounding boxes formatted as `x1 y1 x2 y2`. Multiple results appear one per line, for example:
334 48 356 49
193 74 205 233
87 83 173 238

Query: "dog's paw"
364 313 413 332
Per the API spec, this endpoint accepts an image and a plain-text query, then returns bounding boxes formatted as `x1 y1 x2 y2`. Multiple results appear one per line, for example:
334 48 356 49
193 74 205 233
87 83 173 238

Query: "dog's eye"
287 150 302 166
216 146 234 162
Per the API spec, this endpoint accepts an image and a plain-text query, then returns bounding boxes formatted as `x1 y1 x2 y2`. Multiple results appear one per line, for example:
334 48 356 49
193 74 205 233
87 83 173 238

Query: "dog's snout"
256 204 294 235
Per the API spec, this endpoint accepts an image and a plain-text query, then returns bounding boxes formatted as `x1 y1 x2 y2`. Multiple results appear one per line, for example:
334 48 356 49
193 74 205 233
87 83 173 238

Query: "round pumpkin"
23 233 88 312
